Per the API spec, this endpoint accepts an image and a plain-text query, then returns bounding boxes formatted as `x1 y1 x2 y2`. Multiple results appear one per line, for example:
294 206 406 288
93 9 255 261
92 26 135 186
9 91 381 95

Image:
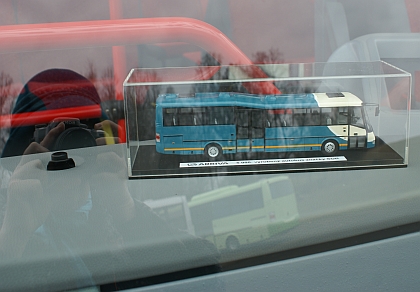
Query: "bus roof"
156 92 364 109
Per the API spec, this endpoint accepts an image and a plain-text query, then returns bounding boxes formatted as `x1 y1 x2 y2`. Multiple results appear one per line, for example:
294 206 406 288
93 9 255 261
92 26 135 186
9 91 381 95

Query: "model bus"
155 92 376 159
144 175 299 250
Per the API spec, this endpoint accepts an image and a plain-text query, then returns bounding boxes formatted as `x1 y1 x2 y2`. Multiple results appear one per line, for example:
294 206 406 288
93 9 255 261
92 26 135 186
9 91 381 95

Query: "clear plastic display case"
124 61 410 178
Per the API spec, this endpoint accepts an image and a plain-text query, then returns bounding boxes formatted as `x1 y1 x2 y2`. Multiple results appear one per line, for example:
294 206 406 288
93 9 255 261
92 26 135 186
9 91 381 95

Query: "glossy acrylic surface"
0 1 419 291
125 63 410 177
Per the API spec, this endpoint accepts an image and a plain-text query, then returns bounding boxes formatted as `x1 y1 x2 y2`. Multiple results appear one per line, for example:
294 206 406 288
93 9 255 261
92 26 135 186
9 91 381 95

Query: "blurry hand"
23 122 65 155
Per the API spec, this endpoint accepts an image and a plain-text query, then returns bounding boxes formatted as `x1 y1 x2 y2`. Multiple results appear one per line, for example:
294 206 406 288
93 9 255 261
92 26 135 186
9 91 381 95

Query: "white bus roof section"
313 92 363 107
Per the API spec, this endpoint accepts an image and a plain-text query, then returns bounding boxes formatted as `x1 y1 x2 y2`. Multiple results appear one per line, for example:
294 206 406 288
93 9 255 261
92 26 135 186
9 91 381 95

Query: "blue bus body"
155 92 375 158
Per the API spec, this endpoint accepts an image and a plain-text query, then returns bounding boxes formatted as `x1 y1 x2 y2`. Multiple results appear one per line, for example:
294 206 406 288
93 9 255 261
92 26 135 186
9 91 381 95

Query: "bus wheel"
226 236 240 251
322 140 338 156
205 143 222 159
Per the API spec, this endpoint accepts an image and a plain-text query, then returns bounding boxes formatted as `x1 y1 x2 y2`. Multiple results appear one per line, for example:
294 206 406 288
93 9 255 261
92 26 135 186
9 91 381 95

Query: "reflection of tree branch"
84 62 115 102
84 60 101 96
100 67 115 102
0 72 14 99
252 48 284 64
0 72 19 151
252 49 315 94
201 53 221 67
131 71 160 106
192 53 242 93
85 60 97 84
129 71 162 141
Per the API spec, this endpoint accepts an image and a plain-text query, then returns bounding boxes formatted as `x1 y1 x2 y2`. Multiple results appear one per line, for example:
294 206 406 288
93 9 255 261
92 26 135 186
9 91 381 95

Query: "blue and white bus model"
155 92 376 159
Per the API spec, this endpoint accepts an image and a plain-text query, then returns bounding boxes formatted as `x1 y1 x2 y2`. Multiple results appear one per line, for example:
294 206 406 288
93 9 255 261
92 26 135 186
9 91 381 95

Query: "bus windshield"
350 107 366 128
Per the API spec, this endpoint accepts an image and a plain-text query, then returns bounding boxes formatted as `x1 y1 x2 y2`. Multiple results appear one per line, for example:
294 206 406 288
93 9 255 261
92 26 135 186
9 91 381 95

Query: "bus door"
322 107 350 149
236 109 265 152
348 107 367 148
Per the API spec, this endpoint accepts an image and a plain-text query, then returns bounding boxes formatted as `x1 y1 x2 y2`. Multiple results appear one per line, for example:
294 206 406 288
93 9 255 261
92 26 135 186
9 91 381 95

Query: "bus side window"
251 110 264 138
251 110 263 128
209 107 228 125
267 109 289 127
266 112 276 127
283 109 292 126
237 110 249 138
192 114 203 126
211 190 264 220
214 107 234 125
338 107 348 125
226 107 235 124
304 109 320 126
208 107 220 125
321 108 336 125
237 110 249 127
192 108 205 125
178 115 189 126
178 108 194 126
163 109 177 126
293 109 305 126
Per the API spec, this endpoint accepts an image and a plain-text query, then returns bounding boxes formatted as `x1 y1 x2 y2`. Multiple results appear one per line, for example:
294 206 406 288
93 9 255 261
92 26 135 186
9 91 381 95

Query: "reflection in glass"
146 176 299 251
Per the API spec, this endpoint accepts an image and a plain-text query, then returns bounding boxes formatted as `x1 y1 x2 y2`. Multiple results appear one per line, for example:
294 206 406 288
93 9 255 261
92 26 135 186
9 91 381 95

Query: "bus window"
251 110 264 138
293 109 306 126
321 108 336 125
338 107 349 125
267 110 284 127
178 108 195 126
282 109 293 126
236 109 249 126
251 110 263 128
350 107 365 128
220 107 235 125
237 109 249 138
303 108 321 126
163 108 177 126
208 107 234 125
211 189 264 220
192 107 205 125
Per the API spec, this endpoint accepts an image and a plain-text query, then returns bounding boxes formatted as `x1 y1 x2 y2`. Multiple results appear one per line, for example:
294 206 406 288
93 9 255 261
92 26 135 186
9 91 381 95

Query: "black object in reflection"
47 151 75 171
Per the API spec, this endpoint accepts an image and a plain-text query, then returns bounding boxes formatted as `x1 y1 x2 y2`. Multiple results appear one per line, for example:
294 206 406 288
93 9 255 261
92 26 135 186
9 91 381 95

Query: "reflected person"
0 69 220 291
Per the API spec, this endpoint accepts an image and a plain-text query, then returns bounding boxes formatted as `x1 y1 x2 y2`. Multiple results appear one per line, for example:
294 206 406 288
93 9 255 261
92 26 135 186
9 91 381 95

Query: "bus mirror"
375 106 380 116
